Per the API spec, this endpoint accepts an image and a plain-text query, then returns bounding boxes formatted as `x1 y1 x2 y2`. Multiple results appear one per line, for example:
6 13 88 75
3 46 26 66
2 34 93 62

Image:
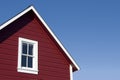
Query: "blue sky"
0 0 120 80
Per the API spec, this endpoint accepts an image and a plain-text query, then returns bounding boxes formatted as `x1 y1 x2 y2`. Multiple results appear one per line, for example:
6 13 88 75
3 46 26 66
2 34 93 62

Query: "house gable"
0 9 69 79
0 6 79 71
0 6 79 72
0 6 80 79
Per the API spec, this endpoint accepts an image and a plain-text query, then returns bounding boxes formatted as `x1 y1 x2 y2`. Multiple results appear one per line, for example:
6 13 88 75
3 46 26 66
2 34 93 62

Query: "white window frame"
17 37 38 74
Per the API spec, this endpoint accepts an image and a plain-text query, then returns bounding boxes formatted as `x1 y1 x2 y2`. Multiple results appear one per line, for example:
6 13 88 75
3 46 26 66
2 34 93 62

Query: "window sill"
17 68 38 74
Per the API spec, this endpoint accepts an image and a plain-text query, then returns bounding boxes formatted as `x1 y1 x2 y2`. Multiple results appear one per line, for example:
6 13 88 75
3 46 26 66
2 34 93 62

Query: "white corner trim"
70 65 73 80
0 6 79 71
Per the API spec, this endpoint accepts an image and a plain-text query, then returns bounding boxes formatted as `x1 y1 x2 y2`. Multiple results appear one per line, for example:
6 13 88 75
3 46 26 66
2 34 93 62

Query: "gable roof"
0 6 80 71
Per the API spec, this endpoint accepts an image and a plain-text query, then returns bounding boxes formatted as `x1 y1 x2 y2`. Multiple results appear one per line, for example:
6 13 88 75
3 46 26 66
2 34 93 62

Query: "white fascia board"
0 6 80 71
0 6 33 30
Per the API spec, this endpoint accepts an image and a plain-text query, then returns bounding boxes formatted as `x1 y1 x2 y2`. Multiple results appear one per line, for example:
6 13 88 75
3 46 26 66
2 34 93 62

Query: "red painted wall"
0 11 70 80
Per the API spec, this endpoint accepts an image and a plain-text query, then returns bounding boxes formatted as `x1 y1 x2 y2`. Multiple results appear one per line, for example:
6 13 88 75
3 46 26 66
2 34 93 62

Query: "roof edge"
0 6 80 71
0 6 33 30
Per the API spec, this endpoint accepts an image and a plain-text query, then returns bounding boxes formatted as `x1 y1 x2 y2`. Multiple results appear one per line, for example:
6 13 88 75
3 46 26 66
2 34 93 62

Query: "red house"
0 6 79 80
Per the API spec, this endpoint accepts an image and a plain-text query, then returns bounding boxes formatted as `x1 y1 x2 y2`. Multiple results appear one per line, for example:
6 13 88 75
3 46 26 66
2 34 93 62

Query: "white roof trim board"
0 6 80 71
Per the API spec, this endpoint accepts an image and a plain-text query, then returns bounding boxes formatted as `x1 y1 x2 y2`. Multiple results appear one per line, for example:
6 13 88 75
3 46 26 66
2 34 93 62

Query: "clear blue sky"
0 0 120 80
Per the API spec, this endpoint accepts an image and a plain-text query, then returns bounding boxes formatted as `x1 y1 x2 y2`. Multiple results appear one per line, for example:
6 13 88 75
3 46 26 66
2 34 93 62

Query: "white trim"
70 65 73 80
17 68 38 74
0 6 79 71
17 37 38 74
0 7 32 30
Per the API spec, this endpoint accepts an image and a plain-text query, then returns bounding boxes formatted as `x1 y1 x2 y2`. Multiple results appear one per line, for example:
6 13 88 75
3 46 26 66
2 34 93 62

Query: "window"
21 43 33 68
17 37 38 74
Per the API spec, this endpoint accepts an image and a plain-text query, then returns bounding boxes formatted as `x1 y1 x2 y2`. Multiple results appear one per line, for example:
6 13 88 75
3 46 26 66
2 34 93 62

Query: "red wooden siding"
0 11 70 80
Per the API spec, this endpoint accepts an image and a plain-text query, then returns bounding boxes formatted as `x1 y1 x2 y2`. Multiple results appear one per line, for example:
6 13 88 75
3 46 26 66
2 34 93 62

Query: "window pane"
28 57 33 68
22 43 27 54
28 44 33 55
21 55 27 67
